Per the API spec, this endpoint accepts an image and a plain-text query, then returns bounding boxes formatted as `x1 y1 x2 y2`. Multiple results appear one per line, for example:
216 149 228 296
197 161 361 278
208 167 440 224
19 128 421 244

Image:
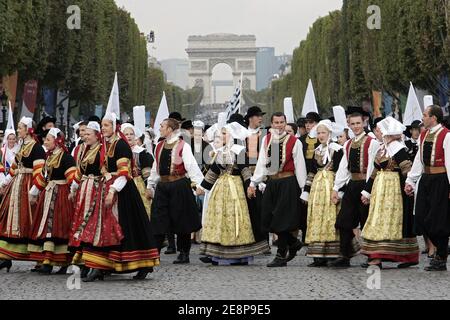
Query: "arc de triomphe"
186 34 257 106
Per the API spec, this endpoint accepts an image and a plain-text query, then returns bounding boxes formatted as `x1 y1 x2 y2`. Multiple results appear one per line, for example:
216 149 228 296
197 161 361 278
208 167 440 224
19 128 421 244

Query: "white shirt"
406 124 450 188
250 135 307 190
147 134 204 190
333 133 380 192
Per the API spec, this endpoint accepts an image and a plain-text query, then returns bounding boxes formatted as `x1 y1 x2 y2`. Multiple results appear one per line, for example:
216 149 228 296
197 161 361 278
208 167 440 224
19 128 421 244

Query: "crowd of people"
0 102 449 283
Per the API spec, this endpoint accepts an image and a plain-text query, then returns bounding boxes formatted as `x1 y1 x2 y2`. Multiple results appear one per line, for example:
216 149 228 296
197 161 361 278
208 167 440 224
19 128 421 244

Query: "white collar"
248 127 260 135
132 145 145 153
166 134 180 144
430 124 442 134
354 132 366 142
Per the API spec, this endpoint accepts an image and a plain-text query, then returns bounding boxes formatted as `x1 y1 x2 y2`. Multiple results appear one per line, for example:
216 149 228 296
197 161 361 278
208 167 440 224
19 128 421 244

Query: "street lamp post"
0 90 8 131
59 105 65 131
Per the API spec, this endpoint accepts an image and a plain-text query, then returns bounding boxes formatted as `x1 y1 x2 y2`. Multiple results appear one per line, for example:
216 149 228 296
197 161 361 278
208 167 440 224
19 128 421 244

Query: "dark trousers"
429 236 449 259
275 232 298 257
335 180 369 258
339 229 355 259
167 233 176 250
156 233 191 254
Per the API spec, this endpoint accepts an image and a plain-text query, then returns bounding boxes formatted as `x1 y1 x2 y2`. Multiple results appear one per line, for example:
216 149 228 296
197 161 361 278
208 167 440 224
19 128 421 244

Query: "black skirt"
415 173 450 238
151 177 202 235
117 180 158 251
261 175 301 234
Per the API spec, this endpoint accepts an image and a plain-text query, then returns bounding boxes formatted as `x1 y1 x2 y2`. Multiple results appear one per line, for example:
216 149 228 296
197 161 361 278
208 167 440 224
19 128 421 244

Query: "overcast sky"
114 0 343 60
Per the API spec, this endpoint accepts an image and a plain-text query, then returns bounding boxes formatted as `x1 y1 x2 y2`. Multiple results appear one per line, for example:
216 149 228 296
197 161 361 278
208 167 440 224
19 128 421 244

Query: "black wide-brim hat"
169 112 186 122
346 106 370 117
305 112 322 123
181 120 193 130
245 106 266 120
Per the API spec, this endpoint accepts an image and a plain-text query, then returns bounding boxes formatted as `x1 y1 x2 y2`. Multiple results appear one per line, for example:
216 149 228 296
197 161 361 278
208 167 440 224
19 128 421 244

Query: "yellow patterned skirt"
134 176 152 220
306 170 340 244
362 171 403 242
201 174 255 246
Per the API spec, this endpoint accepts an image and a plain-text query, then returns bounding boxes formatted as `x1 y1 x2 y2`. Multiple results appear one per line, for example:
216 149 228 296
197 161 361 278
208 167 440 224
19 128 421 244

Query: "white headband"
48 127 62 139
121 123 135 133
19 117 33 130
86 121 101 132
103 112 118 132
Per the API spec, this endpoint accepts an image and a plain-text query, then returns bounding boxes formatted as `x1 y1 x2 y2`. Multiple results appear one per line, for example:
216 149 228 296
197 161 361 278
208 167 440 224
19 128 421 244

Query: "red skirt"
70 176 124 248
31 182 73 240
0 172 36 239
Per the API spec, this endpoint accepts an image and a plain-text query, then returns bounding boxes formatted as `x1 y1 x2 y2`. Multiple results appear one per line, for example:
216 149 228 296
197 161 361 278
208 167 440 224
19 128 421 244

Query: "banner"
372 90 382 118
43 88 56 116
20 80 39 119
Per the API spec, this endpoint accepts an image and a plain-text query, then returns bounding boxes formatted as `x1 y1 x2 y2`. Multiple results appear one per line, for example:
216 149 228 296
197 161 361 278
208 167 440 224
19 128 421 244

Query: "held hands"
247 186 257 199
331 191 340 205
196 188 205 196
146 188 154 200
404 184 414 197
29 195 37 206
361 195 370 206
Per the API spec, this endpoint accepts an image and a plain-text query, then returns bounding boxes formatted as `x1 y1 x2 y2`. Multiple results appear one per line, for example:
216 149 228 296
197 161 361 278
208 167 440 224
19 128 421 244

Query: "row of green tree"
255 0 450 116
0 0 149 114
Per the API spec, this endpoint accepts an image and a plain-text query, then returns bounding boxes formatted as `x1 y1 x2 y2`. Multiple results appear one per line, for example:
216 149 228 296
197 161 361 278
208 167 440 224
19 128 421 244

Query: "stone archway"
186 33 257 106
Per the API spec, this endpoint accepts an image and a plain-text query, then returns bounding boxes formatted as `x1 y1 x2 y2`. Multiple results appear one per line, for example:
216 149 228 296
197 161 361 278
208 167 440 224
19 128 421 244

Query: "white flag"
284 98 295 123
6 101 14 131
154 92 170 141
423 95 434 109
106 72 120 118
403 82 423 126
301 79 319 117
133 106 146 136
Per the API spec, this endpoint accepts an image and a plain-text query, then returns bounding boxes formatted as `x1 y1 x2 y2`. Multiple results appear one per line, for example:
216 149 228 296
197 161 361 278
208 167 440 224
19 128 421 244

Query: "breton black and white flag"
225 74 243 120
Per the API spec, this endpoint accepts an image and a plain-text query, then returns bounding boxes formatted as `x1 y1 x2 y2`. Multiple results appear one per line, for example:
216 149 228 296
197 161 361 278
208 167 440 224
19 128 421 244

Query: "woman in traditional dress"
69 121 103 277
0 117 46 272
196 122 270 266
360 117 419 269
71 115 160 282
2 129 19 175
302 120 358 267
27 128 76 274
121 123 153 219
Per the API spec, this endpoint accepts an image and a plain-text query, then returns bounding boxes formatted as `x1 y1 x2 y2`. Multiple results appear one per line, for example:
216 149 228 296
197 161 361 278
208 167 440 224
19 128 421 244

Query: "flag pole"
239 72 243 114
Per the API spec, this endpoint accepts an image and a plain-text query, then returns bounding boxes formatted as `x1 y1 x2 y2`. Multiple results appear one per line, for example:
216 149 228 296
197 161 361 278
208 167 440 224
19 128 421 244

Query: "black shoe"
328 257 350 268
272 240 279 247
173 252 190 264
38 264 53 275
267 255 287 268
30 264 41 273
360 262 370 268
421 249 429 255
263 249 272 256
425 256 448 272
308 259 328 268
286 240 304 262
80 266 90 279
230 261 249 266
199 256 213 264
82 269 105 282
55 266 68 275
165 247 176 255
0 260 12 273
133 267 154 280
398 262 419 269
